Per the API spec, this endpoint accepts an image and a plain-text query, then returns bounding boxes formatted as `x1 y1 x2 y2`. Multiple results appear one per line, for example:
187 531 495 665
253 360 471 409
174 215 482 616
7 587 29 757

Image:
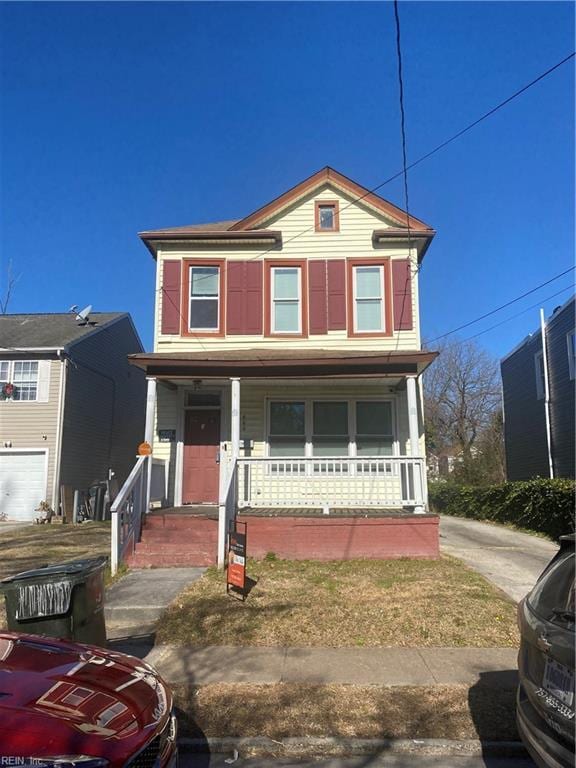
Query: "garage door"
0 451 47 522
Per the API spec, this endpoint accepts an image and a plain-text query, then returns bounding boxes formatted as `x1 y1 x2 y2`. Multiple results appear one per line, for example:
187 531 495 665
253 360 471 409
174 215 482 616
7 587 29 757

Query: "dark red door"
183 410 220 504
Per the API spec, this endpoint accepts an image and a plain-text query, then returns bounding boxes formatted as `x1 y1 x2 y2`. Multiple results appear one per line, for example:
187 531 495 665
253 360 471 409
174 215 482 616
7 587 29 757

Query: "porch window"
313 402 349 456
271 267 301 334
189 265 220 330
356 401 393 455
269 401 305 456
353 266 384 332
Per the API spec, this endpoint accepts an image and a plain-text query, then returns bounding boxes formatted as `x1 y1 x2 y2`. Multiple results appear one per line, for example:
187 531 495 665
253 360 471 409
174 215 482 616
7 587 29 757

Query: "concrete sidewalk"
145 644 518 687
105 567 205 638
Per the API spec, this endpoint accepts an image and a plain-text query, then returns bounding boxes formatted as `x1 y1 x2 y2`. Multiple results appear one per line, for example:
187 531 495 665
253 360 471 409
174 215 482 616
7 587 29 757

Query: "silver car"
517 533 575 768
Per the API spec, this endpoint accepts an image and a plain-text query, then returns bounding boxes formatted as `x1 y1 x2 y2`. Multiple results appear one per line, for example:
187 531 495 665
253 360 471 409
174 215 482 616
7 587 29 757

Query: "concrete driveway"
440 516 559 603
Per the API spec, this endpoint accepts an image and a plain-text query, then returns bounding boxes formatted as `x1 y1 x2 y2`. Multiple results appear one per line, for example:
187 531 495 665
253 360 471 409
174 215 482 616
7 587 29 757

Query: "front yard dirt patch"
174 683 517 741
0 522 111 629
157 555 519 647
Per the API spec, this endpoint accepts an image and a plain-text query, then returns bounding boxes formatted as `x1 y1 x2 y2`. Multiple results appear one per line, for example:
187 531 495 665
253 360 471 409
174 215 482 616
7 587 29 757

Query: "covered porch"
123 349 437 567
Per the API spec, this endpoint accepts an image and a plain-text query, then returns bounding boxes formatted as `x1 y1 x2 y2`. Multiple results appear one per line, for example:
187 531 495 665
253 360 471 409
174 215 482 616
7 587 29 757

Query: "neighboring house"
501 296 575 481
0 312 146 521
125 167 439 567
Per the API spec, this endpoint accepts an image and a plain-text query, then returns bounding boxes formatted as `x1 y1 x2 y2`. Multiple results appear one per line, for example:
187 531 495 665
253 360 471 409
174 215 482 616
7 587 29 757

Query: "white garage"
0 450 48 522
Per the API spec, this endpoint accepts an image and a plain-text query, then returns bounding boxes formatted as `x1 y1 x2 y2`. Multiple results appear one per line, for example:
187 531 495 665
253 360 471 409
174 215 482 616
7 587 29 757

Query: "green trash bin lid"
0 556 108 585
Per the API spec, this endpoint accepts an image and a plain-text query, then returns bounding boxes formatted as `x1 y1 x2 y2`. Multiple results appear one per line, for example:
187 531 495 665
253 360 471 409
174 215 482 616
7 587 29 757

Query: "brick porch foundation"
238 513 439 560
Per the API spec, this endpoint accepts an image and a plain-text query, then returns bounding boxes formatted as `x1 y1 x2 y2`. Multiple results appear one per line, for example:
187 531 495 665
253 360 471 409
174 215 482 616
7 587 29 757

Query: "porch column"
218 377 241 567
406 375 425 514
144 377 156 515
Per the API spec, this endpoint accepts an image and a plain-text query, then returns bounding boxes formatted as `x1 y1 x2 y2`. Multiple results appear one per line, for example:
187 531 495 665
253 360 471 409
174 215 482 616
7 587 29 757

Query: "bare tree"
424 338 502 462
0 260 20 314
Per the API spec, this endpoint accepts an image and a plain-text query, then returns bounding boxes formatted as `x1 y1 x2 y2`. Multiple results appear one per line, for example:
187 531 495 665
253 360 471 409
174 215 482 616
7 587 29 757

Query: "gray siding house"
0 312 146 521
501 297 575 481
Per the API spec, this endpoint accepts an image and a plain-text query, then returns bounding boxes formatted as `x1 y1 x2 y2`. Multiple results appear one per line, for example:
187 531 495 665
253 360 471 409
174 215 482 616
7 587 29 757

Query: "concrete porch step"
137 529 217 544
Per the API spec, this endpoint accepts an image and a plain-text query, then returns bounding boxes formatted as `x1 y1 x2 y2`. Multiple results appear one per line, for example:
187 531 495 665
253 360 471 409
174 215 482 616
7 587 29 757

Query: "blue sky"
1 1 574 357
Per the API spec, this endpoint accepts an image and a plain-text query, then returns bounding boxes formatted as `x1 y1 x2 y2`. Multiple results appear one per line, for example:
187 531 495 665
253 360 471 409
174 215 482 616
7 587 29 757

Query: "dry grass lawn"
174 683 518 741
157 555 519 647
0 522 111 629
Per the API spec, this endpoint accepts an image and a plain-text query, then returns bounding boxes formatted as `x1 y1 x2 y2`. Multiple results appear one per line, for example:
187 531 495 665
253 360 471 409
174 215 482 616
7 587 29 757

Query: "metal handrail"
110 455 149 575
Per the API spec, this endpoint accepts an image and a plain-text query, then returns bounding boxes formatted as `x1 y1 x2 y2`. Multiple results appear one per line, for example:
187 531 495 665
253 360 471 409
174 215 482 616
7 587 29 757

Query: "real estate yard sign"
227 520 247 600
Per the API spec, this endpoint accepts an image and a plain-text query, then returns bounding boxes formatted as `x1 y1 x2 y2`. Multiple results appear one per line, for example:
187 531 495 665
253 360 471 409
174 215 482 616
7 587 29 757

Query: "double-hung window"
313 402 349 456
268 401 306 457
353 265 384 333
271 266 301 334
355 401 394 456
0 360 39 401
189 265 220 331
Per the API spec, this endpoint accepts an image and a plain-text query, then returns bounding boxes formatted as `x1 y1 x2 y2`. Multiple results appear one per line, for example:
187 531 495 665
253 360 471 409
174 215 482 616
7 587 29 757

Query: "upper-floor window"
272 267 300 333
0 360 39 401
353 265 384 333
567 330 576 380
534 351 545 400
315 201 339 232
267 263 307 336
189 265 220 330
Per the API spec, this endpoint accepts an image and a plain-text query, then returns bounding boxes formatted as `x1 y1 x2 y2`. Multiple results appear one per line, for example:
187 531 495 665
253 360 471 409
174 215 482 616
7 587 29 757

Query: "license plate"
543 657 575 708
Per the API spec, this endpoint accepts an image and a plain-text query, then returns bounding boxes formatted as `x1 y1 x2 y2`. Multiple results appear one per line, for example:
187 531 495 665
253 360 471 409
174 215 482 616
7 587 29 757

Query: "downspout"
52 351 68 514
540 308 554 478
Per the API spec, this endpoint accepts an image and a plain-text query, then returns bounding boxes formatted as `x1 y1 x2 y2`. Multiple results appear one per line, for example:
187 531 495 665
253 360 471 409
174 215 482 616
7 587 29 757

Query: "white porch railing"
110 454 149 575
236 455 425 511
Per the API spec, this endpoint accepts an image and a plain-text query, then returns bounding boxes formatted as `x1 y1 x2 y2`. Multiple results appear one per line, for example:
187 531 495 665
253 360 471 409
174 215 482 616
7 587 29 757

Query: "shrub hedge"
429 478 575 541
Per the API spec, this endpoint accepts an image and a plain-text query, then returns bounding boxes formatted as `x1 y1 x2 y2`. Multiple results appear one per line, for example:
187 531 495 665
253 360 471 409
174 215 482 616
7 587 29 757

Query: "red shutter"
308 261 328 334
327 260 346 330
161 260 181 335
392 259 413 331
245 261 263 334
226 261 263 335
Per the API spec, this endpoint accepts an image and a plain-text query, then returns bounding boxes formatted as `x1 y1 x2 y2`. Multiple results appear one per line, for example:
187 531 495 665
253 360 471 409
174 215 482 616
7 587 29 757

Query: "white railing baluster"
110 454 150 575
236 456 425 511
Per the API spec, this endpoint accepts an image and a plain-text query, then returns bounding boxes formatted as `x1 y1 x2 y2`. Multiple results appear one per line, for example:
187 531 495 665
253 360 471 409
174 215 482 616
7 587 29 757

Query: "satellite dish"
75 304 92 324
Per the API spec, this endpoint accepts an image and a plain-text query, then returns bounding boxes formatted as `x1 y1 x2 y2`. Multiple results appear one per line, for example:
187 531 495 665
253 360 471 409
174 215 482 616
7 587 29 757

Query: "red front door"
182 409 221 504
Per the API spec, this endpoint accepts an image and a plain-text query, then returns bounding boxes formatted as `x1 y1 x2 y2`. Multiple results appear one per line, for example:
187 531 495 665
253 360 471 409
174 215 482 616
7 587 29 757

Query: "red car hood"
0 632 172 762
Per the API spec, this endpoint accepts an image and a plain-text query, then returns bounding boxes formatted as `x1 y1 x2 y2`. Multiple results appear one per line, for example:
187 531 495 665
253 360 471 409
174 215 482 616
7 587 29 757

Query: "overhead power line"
462 283 575 342
427 266 575 343
157 51 575 296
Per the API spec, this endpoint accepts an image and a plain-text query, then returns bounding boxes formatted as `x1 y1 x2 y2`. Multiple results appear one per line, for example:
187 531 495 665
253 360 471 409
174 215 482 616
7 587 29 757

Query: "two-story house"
501 296 575 481
123 167 439 569
0 312 146 521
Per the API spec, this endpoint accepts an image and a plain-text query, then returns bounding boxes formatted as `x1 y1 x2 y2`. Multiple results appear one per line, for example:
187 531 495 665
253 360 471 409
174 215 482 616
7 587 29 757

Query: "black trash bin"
0 556 107 646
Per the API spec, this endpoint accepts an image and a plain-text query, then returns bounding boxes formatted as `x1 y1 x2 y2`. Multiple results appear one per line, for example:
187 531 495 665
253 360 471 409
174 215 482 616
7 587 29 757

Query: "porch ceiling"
129 349 438 378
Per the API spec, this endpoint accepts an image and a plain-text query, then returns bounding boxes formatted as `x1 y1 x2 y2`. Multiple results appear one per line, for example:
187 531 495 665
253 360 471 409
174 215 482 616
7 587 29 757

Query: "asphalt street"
439 515 559 602
179 754 536 768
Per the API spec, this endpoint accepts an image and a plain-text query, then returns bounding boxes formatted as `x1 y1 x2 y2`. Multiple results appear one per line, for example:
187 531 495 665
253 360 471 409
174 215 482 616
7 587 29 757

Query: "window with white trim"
189 265 220 330
271 267 301 334
313 402 349 456
567 330 575 380
353 265 384 332
268 401 305 456
0 360 39 401
268 399 396 460
534 351 545 400
355 401 394 456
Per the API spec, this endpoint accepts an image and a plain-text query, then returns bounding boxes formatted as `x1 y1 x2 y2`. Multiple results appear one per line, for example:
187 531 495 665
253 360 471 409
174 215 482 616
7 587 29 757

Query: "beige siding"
152 381 426 507
60 317 146 492
154 185 421 352
0 358 61 505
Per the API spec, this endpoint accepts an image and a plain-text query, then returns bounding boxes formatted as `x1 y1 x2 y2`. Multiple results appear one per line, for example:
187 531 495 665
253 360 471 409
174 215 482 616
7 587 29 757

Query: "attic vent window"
315 201 339 232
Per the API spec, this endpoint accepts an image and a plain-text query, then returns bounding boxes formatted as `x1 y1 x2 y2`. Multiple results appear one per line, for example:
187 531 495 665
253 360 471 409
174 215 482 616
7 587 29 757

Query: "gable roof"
139 166 435 259
0 312 129 350
230 166 434 232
